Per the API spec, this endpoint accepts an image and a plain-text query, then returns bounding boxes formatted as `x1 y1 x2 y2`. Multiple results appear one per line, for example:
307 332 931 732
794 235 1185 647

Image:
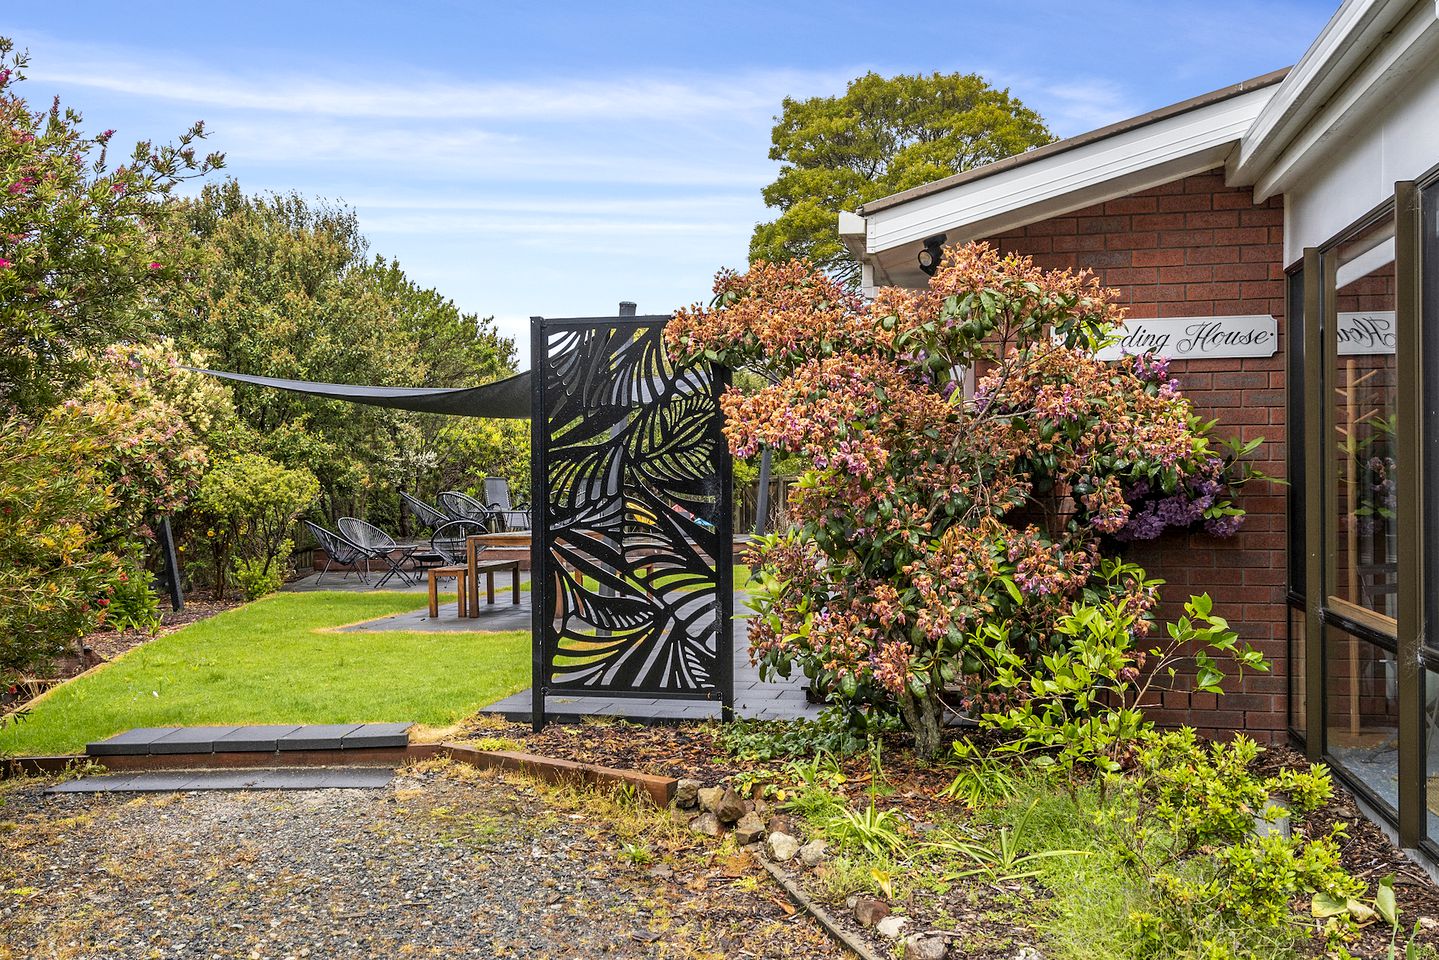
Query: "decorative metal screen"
530 314 733 728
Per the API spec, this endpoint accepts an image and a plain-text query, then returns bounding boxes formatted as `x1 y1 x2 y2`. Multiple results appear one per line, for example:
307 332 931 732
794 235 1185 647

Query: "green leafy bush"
231 546 290 601
715 709 888 761
198 455 319 599
1103 729 1356 958
102 555 162 634
979 564 1269 772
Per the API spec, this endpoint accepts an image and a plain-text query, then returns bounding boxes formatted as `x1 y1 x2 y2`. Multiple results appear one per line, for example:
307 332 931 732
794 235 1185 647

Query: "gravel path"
0 764 849 960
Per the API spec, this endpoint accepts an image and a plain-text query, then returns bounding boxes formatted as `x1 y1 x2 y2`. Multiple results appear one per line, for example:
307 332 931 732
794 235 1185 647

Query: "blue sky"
5 1 1337 370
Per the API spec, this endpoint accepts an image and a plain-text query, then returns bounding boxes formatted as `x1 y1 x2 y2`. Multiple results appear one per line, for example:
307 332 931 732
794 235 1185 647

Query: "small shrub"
980 574 1269 772
103 561 162 633
715 709 880 761
939 741 1020 808
231 549 288 601
1102 729 1359 958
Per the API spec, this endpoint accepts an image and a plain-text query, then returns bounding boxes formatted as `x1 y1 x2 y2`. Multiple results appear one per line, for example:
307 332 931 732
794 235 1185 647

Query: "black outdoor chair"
338 517 423 588
431 518 487 565
304 520 380 585
483 476 531 531
399 490 448 533
437 490 494 528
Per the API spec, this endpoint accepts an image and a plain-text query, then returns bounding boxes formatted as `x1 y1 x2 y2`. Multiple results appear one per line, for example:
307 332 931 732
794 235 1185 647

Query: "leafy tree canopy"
750 72 1052 284
156 180 519 519
0 38 223 412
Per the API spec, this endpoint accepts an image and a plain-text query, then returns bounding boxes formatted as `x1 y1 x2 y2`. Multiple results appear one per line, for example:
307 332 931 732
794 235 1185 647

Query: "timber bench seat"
427 565 470 618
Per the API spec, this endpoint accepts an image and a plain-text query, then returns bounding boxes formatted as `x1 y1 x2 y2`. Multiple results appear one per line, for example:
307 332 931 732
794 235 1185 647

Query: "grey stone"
876 916 909 939
213 725 301 753
673 778 702 809
645 863 674 880
85 727 179 757
147 726 239 755
690 812 724 838
798 839 828 867
714 788 747 824
733 812 765 845
853 896 890 928
276 724 364 751
696 786 725 814
340 722 412 749
1012 949 1043 960
765 832 800 863
905 935 948 960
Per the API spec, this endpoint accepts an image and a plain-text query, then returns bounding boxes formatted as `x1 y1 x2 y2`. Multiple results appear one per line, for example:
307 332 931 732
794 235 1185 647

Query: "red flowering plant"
666 244 1266 758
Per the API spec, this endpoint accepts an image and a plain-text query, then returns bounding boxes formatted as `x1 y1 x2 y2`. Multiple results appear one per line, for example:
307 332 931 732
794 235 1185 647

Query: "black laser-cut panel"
530 317 733 723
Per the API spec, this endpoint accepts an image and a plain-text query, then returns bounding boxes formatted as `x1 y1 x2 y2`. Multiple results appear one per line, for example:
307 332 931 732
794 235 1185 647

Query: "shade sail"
190 368 533 419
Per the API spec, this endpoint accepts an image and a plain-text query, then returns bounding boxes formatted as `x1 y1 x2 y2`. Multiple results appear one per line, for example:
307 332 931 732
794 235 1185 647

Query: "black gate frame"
529 312 734 730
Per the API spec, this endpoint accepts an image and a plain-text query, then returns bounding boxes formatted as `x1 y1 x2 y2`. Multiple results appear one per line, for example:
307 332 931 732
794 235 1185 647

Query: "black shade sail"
190 368 533 419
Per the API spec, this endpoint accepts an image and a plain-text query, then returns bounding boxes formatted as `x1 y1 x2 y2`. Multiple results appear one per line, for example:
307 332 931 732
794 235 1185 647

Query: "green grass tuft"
2 591 530 756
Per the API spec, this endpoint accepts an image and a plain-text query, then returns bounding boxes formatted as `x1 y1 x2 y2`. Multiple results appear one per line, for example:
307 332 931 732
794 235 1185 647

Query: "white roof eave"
857 84 1278 259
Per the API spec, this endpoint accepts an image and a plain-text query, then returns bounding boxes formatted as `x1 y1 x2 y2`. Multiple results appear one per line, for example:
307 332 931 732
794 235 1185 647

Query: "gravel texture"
0 763 848 959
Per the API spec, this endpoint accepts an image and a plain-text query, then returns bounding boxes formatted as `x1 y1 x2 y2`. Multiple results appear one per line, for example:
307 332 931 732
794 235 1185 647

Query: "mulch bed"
459 717 1439 958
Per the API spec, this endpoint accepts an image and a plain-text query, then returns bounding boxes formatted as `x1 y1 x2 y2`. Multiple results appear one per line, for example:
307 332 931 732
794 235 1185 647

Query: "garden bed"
458 716 1439 960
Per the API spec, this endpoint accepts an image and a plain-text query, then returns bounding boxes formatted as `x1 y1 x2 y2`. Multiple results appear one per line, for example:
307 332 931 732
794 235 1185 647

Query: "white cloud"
25 36 841 123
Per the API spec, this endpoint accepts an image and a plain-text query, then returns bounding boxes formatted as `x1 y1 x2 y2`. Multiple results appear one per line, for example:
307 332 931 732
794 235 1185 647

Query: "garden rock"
876 916 909 939
1012 949 1043 960
766 814 795 837
905 934 948 960
697 787 725 814
715 788 747 824
797 839 827 867
734 812 766 845
646 864 674 881
690 812 723 838
764 831 800 863
853 896 890 928
674 779 701 809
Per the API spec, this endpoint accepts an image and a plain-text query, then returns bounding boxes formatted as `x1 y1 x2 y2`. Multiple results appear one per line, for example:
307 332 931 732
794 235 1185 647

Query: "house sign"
1091 315 1278 361
1335 311 1396 356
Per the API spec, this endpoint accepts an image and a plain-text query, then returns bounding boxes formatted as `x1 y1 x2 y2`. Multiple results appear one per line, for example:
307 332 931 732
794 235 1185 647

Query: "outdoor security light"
917 234 946 276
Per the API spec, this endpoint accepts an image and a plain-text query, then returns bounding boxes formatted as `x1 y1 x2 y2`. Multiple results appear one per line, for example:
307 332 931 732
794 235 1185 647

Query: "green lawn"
1 591 530 757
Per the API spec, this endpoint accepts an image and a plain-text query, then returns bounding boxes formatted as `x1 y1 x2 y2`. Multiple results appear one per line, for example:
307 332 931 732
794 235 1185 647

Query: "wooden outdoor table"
465 535 522 616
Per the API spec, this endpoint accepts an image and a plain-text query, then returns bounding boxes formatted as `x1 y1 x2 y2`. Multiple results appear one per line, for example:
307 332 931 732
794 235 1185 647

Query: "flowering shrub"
666 245 1259 756
0 38 222 412
72 341 219 540
0 408 125 677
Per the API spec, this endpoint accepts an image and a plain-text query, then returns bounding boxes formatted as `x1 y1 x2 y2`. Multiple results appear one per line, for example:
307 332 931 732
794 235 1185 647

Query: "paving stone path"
0 764 846 960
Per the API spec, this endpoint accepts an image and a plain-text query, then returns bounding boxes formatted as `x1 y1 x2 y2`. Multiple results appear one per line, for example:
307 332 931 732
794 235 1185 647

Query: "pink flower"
0 257 11 269
147 262 162 270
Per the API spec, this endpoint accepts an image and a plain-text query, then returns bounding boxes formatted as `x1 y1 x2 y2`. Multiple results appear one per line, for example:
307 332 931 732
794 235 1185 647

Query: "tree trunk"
898 689 945 759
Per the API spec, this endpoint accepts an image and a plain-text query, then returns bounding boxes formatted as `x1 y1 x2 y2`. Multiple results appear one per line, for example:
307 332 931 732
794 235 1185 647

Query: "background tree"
0 38 222 413
750 72 1052 285
158 180 520 522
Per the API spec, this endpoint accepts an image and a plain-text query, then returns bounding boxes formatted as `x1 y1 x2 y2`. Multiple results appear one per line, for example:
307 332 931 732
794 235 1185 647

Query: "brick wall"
985 169 1290 741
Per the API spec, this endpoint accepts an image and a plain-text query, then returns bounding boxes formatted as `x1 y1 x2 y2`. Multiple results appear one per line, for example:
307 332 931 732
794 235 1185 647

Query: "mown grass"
1 591 529 757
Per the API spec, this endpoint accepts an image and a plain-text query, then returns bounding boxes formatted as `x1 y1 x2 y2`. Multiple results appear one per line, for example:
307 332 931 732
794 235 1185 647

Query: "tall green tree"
0 38 222 412
751 72 1052 285
157 180 518 521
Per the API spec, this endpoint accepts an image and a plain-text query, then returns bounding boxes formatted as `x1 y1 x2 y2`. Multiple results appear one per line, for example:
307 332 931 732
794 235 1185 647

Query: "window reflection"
1324 625 1398 813
1330 215 1398 631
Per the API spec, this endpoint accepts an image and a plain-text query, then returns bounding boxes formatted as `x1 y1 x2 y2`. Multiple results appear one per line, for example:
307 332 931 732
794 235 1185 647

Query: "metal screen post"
529 315 548 732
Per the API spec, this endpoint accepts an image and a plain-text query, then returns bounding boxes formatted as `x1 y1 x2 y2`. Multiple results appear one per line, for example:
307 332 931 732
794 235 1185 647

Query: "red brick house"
840 0 1439 858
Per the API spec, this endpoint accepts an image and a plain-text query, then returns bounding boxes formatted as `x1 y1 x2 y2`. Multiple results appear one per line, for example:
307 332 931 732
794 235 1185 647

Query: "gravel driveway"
0 764 848 959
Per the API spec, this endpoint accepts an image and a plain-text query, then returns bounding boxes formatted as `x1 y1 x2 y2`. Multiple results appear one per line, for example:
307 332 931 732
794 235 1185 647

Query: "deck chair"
304 520 380 585
437 490 494 528
483 476 531 531
431 518 487 565
399 490 448 532
338 517 419 587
